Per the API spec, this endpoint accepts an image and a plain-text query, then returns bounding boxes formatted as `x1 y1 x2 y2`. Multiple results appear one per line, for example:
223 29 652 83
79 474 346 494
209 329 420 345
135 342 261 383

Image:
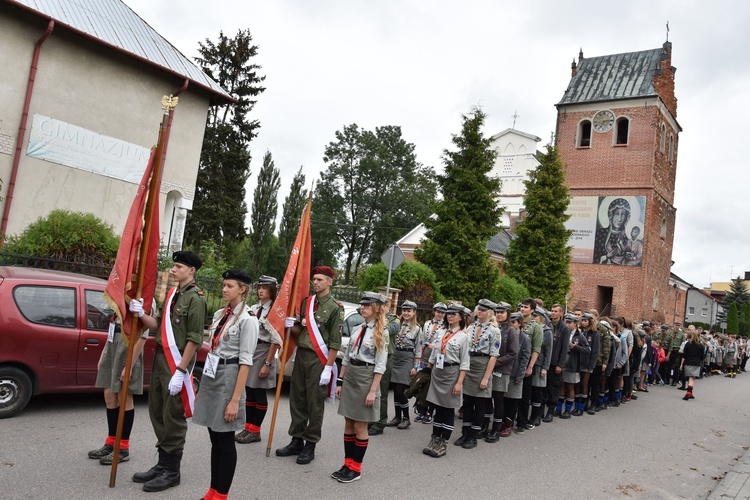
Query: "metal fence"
0 252 111 278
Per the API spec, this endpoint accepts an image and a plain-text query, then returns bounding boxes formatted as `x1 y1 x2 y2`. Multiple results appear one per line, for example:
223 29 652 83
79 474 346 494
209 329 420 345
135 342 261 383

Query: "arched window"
660 124 666 153
578 120 592 147
668 135 675 164
615 117 629 145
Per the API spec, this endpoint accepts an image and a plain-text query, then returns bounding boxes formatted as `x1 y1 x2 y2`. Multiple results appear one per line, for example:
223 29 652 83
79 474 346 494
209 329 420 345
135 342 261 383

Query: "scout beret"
433 302 448 312
222 269 252 284
494 301 512 312
401 300 418 310
581 313 595 321
173 250 202 270
312 266 335 279
360 291 386 305
509 312 523 322
564 313 578 322
476 298 497 311
255 275 279 287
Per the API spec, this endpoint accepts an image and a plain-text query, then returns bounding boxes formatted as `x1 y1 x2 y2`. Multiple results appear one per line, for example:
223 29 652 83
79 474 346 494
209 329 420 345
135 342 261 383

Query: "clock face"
592 110 615 133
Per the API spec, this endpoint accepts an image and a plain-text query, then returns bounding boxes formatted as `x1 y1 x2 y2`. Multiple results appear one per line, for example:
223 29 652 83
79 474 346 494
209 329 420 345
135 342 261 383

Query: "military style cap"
360 291 386 305
401 300 418 310
476 298 497 311
564 313 578 322
581 312 595 321
173 250 202 270
600 320 612 331
661 324 669 330
222 269 252 284
494 301 512 312
433 302 448 312
446 303 472 316
312 265 335 279
509 312 523 322
255 275 279 287
532 307 547 318
641 320 651 327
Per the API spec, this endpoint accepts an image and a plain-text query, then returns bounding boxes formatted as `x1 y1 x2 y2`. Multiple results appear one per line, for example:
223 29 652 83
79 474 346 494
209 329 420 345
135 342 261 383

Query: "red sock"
104 436 115 446
247 424 261 433
203 488 217 500
120 439 130 450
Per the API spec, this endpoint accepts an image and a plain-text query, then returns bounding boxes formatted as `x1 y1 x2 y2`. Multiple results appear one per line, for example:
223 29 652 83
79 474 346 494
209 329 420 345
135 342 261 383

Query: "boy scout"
129 251 207 492
276 266 343 464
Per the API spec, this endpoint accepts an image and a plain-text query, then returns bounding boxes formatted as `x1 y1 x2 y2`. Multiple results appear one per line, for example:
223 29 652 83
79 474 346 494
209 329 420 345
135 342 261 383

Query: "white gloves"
168 370 185 395
129 298 145 318
319 365 333 386
285 317 296 329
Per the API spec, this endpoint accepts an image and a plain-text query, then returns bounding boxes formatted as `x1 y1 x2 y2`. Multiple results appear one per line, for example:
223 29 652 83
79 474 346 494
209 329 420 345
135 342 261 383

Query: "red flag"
268 198 312 360
103 148 161 338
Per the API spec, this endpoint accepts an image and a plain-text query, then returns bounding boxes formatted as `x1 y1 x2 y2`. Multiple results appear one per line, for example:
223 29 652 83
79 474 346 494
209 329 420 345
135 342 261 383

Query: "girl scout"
388 300 420 429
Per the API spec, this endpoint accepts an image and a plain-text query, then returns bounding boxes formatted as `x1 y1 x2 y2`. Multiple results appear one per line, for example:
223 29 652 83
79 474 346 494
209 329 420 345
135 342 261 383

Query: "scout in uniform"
422 304 471 458
581 313 605 413
410 302 447 423
560 313 590 418
485 302 518 442
276 266 343 465
236 275 281 444
388 300 420 429
87 313 150 465
368 300 400 435
516 298 543 433
502 312 530 437
130 251 207 492
454 299 500 449
332 292 389 483
546 304 570 422
193 270 258 500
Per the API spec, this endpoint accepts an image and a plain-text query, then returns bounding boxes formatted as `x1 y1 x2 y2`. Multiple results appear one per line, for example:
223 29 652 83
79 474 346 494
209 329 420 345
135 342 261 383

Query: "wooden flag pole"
109 105 172 487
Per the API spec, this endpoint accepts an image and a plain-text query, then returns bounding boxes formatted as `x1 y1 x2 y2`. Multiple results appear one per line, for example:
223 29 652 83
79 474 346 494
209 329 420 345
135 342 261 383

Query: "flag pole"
109 100 174 487
266 195 312 457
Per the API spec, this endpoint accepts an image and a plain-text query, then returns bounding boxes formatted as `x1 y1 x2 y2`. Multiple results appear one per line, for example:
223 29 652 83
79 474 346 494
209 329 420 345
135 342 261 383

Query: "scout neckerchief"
256 300 283 346
397 323 414 348
440 326 462 354
161 286 197 418
306 295 338 399
471 321 489 350
350 324 367 360
210 304 233 352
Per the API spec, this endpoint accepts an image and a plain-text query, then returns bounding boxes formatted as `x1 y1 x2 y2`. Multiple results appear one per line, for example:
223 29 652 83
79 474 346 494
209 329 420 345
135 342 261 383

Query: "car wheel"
192 364 203 394
0 367 33 419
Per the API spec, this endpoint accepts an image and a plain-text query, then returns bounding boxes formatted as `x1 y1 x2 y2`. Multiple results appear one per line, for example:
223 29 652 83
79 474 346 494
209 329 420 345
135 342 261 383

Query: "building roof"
487 229 512 256
9 0 233 104
557 47 667 106
490 128 542 143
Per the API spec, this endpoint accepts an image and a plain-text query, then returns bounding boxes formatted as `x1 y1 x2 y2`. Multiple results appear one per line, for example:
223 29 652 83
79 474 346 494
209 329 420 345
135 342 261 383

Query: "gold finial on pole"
161 94 179 112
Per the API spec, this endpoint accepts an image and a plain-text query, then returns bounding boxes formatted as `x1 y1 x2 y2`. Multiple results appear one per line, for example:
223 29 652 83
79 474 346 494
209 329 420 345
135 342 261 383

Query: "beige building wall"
0 9 211 243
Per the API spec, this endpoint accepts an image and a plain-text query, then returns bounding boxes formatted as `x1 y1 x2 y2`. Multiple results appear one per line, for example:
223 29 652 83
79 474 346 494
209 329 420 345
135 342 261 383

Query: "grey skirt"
562 371 580 384
246 341 277 389
492 373 510 393
391 349 415 385
192 363 246 432
531 365 547 388
684 365 700 378
427 364 461 408
622 359 631 377
463 356 492 397
338 364 380 422
95 336 144 394
505 378 523 399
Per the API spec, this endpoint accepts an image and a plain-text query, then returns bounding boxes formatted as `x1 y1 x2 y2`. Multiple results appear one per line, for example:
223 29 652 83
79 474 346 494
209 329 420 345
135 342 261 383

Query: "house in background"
685 287 721 327
0 0 231 252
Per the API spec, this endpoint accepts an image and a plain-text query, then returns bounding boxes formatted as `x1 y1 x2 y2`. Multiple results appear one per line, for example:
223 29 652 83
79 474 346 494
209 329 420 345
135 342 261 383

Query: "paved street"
2 373 750 499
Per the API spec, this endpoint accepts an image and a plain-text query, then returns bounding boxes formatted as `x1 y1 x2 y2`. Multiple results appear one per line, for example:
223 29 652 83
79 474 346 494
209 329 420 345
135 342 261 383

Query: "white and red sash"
161 287 197 418
306 296 338 399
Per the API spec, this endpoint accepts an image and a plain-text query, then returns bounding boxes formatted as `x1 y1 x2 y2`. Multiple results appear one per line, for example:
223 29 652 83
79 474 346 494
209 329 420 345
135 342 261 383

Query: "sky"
124 0 750 289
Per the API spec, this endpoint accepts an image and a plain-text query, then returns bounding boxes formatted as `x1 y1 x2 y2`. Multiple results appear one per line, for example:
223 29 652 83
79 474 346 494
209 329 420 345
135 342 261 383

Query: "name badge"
436 353 445 369
203 353 219 379
107 322 115 343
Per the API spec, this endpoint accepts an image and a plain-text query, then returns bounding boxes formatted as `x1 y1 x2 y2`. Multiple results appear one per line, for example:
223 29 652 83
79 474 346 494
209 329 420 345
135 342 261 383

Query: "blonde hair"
372 303 386 352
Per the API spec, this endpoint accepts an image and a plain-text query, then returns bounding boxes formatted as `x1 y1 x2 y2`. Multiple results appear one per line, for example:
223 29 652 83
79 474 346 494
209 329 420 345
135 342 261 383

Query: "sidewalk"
709 449 750 499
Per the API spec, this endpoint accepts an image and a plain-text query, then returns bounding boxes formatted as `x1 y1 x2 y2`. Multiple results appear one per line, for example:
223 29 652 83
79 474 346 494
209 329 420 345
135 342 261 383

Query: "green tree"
503 144 572 305
727 302 739 334
313 124 436 283
279 166 309 255
723 276 750 309
359 261 441 304
185 29 266 247
248 151 281 276
740 301 750 337
491 274 531 308
415 106 502 305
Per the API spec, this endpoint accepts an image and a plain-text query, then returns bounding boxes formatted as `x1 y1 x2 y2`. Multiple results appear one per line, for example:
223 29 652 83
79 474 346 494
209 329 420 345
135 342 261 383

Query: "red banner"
268 199 312 361
103 148 160 338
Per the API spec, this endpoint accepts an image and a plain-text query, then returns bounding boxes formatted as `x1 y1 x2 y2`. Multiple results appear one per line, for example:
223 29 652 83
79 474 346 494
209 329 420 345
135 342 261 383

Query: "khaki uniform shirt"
156 280 207 352
297 293 343 352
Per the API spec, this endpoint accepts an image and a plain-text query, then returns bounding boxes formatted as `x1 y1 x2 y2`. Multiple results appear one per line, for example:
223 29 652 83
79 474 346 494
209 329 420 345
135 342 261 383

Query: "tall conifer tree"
249 151 280 276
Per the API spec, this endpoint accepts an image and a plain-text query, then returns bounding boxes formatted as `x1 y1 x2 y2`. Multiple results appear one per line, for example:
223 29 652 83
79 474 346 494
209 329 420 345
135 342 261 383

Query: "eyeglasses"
446 312 459 316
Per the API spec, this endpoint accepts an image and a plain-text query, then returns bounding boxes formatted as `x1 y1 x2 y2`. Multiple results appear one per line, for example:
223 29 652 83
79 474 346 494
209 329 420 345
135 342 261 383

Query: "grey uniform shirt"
208 303 258 366
429 327 471 371
417 320 443 361
465 321 501 356
395 323 420 350
342 320 389 374
249 301 274 343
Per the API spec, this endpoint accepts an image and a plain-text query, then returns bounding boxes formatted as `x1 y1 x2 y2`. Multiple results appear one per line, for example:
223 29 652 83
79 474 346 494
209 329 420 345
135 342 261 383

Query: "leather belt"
470 352 490 357
219 357 239 365
396 347 414 352
349 359 374 367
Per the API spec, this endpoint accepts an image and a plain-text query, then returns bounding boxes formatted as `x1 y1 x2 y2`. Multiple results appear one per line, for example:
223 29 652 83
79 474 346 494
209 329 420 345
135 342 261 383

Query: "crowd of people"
85 254 746 496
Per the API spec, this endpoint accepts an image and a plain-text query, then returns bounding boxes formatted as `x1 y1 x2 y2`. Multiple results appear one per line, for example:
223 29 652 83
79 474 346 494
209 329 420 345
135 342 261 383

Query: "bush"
3 209 119 265
359 261 442 303
491 274 530 307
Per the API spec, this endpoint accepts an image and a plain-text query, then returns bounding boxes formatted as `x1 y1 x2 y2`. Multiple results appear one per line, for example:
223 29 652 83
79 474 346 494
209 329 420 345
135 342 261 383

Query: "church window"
668 135 675 164
660 124 666 153
660 217 667 239
578 120 591 147
615 117 629 145
652 288 659 311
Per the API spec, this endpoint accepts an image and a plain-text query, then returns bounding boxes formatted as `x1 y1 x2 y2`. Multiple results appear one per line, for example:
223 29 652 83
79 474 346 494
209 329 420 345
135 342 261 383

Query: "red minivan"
0 266 208 418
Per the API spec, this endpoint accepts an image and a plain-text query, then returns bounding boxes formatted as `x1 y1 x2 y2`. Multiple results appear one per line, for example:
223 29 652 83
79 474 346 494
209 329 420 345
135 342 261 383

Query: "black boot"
132 448 167 483
485 422 501 443
462 430 478 449
453 428 468 446
478 417 490 438
542 406 554 423
142 451 181 492
296 441 316 464
531 406 542 427
275 437 304 456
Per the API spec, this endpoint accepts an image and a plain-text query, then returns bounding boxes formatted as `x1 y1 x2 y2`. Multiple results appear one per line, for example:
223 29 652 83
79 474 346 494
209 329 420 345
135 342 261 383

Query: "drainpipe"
1 20 55 243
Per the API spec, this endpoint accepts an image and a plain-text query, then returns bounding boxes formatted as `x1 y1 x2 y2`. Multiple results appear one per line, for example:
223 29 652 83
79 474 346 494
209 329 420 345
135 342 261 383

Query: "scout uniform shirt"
385 313 400 354
428 327 470 371
297 292 343 352
208 303 257 364
523 320 544 365
342 321 389 374
395 322 420 351
250 301 275 343
465 320 501 357
156 280 207 352
417 319 444 367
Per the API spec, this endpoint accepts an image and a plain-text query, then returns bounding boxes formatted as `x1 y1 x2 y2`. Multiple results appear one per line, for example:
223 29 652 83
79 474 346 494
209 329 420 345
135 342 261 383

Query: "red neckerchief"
211 304 233 352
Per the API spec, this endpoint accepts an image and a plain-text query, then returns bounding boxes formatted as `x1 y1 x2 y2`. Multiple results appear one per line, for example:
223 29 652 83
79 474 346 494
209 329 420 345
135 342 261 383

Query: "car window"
85 290 114 331
343 312 364 337
13 285 76 328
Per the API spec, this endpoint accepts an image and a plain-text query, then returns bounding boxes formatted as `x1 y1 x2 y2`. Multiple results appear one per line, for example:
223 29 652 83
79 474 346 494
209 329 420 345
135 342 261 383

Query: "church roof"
9 0 233 104
487 229 512 256
557 47 667 106
490 128 542 143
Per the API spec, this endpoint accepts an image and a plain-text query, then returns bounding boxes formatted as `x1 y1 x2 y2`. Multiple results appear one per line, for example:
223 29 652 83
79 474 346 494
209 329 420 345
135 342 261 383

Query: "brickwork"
0 133 14 155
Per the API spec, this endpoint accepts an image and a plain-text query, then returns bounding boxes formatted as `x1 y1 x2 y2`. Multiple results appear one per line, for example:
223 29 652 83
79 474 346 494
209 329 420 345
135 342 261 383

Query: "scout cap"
600 320 612 330
641 320 651 327
476 298 497 311
360 291 386 305
433 302 448 312
581 313 595 321
446 303 472 316
564 313 578 322
532 307 547 318
494 301 511 312
255 275 279 287
661 324 669 330
222 269 251 284
509 312 523 322
401 300 418 310
312 265 335 279
173 250 202 270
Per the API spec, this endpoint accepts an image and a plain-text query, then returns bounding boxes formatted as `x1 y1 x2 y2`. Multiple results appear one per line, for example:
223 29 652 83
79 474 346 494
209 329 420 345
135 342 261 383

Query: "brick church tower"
555 42 680 321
